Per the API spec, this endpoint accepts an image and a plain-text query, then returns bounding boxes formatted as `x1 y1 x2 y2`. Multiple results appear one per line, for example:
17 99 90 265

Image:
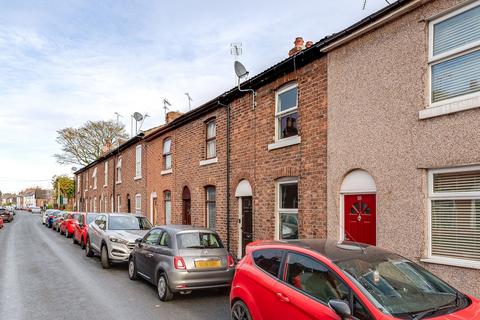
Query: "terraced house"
74 0 480 296
325 0 480 296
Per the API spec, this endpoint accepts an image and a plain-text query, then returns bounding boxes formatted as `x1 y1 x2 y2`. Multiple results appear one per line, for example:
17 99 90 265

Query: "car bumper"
168 268 235 292
108 243 135 262
0 216 13 222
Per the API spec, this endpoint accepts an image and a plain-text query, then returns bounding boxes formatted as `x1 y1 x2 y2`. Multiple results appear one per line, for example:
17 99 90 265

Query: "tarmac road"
0 211 229 320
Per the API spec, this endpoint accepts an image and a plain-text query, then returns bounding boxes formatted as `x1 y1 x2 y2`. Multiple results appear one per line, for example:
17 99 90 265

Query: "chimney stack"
166 111 183 124
288 37 313 57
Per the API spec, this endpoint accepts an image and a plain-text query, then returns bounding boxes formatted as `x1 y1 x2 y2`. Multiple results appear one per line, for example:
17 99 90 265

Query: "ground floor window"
429 167 480 264
117 195 122 213
135 194 141 214
206 186 216 230
277 178 298 240
164 191 171 224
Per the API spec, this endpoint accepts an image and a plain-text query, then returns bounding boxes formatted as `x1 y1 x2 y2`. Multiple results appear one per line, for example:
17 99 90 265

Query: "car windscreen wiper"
412 302 457 320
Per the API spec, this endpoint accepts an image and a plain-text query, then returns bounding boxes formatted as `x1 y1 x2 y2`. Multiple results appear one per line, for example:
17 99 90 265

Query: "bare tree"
54 120 128 166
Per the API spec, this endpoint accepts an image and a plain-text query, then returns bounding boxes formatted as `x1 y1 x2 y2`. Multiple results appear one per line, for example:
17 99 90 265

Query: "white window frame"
274 83 299 142
205 119 217 159
104 161 108 187
205 186 216 230
423 165 480 269
275 177 299 240
117 195 122 213
135 193 141 214
93 196 97 212
92 167 97 190
116 157 122 184
85 173 88 191
163 138 172 170
135 145 142 179
427 1 480 108
77 176 80 193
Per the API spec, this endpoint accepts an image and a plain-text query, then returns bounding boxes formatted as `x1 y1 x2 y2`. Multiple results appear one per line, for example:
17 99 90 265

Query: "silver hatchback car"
128 225 235 301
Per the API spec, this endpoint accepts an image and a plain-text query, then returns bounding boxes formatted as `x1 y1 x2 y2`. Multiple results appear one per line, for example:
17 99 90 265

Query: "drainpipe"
218 100 231 251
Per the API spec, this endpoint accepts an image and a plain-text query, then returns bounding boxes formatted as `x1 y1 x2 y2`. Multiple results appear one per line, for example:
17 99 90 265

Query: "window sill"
420 257 480 270
419 95 480 119
267 136 301 151
103 184 107 188
199 157 218 166
161 169 172 176
134 176 142 181
115 181 122 185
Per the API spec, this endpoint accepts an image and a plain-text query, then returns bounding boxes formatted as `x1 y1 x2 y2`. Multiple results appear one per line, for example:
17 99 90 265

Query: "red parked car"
72 213 98 248
230 240 480 320
0 217 3 229
59 213 81 238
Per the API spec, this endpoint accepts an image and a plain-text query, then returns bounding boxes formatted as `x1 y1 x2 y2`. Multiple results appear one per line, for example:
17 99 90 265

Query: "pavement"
0 211 230 320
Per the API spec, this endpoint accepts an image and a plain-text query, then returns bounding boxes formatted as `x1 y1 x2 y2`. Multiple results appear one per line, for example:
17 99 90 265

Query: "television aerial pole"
185 92 193 111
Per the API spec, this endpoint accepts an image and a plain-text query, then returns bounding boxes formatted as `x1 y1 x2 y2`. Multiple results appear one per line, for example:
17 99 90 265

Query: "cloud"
0 0 389 192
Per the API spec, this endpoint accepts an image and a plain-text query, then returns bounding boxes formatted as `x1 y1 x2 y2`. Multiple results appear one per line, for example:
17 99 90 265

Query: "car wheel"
128 258 138 280
101 245 111 269
231 300 252 320
85 238 94 257
157 274 174 301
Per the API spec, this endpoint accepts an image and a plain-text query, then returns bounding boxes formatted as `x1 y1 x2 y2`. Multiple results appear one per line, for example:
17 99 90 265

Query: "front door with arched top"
344 194 376 245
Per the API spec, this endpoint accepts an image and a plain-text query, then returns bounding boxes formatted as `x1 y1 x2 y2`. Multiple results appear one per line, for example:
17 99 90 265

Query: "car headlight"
109 236 129 245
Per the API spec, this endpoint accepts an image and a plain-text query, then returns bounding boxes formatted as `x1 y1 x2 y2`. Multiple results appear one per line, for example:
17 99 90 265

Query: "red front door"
344 194 376 245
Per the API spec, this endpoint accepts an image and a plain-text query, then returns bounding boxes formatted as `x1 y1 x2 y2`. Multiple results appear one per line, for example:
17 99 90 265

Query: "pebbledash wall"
326 0 480 296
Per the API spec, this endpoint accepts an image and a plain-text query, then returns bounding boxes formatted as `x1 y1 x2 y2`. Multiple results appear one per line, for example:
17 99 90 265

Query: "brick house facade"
75 135 149 216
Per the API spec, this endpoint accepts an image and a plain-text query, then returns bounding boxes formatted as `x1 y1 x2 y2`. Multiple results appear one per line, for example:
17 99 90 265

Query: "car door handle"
276 292 290 303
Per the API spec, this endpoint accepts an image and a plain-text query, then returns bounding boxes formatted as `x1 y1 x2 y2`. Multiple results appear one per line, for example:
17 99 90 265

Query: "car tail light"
174 256 186 270
227 254 235 268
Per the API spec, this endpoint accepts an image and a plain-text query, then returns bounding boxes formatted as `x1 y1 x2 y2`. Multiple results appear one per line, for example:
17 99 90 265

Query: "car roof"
154 224 216 233
248 239 394 263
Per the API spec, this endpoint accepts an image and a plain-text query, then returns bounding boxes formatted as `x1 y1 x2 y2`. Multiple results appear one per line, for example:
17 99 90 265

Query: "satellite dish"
133 112 143 121
71 167 78 172
234 61 249 79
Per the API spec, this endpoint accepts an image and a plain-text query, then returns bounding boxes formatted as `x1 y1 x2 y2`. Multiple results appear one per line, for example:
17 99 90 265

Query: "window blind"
431 199 480 261
431 170 480 262
433 4 480 56
433 170 480 193
431 50 480 102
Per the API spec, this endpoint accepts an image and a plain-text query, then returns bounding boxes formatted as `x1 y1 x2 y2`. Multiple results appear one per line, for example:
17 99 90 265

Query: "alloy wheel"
158 277 166 298
231 301 252 320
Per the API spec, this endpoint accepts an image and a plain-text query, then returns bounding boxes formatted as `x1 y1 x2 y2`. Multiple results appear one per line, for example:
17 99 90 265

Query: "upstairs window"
104 161 108 187
430 2 480 104
77 176 80 193
85 174 89 191
206 119 216 159
275 83 298 140
163 138 172 170
92 167 97 190
135 145 142 178
428 167 480 265
116 158 122 183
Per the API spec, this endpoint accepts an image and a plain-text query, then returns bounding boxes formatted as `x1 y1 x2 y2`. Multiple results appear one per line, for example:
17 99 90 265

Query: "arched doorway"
235 180 253 259
340 170 377 245
126 194 131 213
182 186 191 225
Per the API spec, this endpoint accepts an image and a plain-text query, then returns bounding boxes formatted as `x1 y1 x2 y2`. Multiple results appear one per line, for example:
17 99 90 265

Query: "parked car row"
42 212 480 319
0 207 14 226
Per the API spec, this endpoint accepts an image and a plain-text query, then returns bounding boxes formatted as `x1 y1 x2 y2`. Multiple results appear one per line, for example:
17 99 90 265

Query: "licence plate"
195 259 221 269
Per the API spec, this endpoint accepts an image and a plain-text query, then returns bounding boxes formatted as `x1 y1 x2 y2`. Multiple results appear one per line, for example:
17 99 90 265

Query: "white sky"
0 0 390 193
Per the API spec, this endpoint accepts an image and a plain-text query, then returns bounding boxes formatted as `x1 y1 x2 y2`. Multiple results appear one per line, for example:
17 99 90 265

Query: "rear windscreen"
176 232 224 249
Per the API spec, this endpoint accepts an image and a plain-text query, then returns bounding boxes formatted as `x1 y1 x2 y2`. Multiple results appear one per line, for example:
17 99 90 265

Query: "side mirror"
135 238 142 246
328 299 351 319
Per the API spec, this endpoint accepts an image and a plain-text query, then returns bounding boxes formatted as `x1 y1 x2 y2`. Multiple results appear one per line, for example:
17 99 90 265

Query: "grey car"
128 225 235 301
85 213 152 269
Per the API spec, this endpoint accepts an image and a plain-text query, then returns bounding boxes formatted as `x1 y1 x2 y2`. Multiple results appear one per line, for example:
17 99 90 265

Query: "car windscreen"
108 216 152 230
176 232 224 249
335 253 466 318
86 214 98 224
